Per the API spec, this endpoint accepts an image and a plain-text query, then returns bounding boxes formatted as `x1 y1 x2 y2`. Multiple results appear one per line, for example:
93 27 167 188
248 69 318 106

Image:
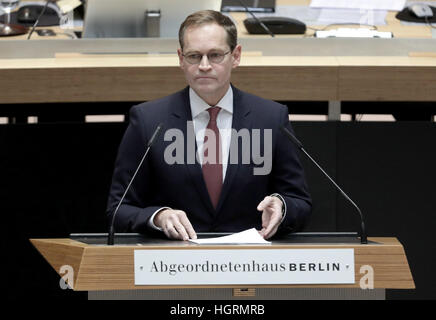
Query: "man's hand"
257 196 283 239
154 209 197 241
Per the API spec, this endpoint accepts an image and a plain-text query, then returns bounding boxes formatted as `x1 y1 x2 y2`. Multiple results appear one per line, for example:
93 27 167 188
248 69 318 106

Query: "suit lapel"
170 87 216 214
216 86 252 213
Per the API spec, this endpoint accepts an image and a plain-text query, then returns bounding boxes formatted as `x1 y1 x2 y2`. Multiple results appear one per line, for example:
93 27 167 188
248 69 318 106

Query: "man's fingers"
261 209 282 238
173 221 190 241
257 196 273 211
160 210 196 240
262 205 282 226
258 227 267 237
179 214 197 240
262 220 277 238
172 211 196 240
260 213 281 239
162 226 171 239
164 224 180 240
263 224 279 240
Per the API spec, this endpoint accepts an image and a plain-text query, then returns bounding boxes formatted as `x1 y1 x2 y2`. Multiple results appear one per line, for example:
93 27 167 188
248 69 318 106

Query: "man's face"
178 23 241 105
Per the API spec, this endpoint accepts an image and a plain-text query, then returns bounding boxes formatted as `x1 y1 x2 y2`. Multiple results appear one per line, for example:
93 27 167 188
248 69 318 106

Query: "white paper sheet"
310 0 406 11
254 5 387 26
256 5 319 19
316 8 388 25
189 228 271 244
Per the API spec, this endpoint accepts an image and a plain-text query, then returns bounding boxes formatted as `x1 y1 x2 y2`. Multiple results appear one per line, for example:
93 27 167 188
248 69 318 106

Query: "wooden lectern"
30 234 414 300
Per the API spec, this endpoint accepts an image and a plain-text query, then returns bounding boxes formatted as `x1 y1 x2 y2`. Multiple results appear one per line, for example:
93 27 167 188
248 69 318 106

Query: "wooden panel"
233 288 256 297
0 66 186 103
233 66 338 101
76 246 135 291
30 237 414 291
3 60 436 103
0 63 338 103
338 66 436 101
2 53 436 103
30 239 86 288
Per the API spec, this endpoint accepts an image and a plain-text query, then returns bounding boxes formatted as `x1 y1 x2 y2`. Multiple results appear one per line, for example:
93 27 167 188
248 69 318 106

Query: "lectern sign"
134 249 355 285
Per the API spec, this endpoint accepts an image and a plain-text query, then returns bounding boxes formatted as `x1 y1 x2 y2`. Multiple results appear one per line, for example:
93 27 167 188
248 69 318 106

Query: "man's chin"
191 84 218 96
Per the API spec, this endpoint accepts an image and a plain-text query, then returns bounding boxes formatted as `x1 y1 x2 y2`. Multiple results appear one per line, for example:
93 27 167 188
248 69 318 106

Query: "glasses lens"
184 51 229 64
185 54 202 64
207 52 225 63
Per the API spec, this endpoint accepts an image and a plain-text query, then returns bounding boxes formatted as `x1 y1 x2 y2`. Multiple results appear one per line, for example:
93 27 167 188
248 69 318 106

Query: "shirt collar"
189 86 233 119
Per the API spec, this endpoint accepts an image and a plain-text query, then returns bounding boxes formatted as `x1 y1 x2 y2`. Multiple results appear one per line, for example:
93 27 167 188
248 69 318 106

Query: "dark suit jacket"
106 86 311 236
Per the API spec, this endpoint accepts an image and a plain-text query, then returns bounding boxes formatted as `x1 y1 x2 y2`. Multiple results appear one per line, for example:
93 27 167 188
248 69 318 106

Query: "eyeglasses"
182 51 231 64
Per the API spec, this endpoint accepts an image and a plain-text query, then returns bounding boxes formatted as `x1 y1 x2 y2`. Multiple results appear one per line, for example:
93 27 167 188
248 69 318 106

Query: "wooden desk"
30 236 414 299
1 41 436 101
1 0 436 120
3 0 433 40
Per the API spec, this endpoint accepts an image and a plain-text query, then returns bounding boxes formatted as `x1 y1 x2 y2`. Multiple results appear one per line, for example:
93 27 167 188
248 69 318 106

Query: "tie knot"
207 106 221 122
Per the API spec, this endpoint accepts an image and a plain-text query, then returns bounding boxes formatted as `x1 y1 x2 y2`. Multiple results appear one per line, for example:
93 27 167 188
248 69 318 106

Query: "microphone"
27 0 51 40
281 126 368 244
107 123 164 245
237 0 275 37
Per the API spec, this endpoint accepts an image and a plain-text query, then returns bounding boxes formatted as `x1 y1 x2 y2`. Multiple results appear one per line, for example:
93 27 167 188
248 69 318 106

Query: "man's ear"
177 48 184 69
232 44 242 69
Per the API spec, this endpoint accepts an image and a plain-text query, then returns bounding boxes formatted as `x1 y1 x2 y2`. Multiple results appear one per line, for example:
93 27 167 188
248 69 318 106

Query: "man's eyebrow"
184 48 226 54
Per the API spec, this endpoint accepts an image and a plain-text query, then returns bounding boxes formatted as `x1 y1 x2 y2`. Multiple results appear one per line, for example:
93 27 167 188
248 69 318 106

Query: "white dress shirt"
190 86 233 180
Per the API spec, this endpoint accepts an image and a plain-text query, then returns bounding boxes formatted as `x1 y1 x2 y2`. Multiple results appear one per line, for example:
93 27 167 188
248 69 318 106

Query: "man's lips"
195 76 216 80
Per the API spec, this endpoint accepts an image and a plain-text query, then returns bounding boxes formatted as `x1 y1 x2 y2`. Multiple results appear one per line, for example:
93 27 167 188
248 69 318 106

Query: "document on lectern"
189 228 271 245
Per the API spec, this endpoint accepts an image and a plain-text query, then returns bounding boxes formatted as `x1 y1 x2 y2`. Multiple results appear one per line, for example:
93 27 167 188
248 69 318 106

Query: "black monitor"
83 0 222 38
221 0 275 13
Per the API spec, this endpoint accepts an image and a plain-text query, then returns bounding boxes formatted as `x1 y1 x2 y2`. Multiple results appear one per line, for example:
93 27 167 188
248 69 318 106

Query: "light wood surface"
1 0 435 103
1 54 436 103
30 237 415 291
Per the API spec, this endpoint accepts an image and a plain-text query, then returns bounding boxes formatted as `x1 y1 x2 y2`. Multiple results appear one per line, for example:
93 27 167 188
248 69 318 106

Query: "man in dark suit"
107 10 311 240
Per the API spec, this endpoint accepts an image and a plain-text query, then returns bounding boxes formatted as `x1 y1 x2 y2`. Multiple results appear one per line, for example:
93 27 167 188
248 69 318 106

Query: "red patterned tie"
202 106 222 209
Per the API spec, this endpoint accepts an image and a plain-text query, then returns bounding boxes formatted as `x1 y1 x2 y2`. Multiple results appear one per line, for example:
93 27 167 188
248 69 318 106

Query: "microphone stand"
281 126 368 244
107 123 163 245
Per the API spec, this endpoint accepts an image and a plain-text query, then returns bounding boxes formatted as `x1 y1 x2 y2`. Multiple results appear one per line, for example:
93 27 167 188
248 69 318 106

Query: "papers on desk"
310 0 406 11
309 0 406 25
316 9 388 25
254 5 388 27
315 28 393 38
57 0 82 14
189 228 271 245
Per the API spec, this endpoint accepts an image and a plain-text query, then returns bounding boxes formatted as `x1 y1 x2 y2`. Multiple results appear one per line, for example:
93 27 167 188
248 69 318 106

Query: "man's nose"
198 54 212 70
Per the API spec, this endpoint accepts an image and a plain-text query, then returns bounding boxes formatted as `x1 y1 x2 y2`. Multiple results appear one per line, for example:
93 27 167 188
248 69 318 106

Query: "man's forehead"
183 23 229 50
